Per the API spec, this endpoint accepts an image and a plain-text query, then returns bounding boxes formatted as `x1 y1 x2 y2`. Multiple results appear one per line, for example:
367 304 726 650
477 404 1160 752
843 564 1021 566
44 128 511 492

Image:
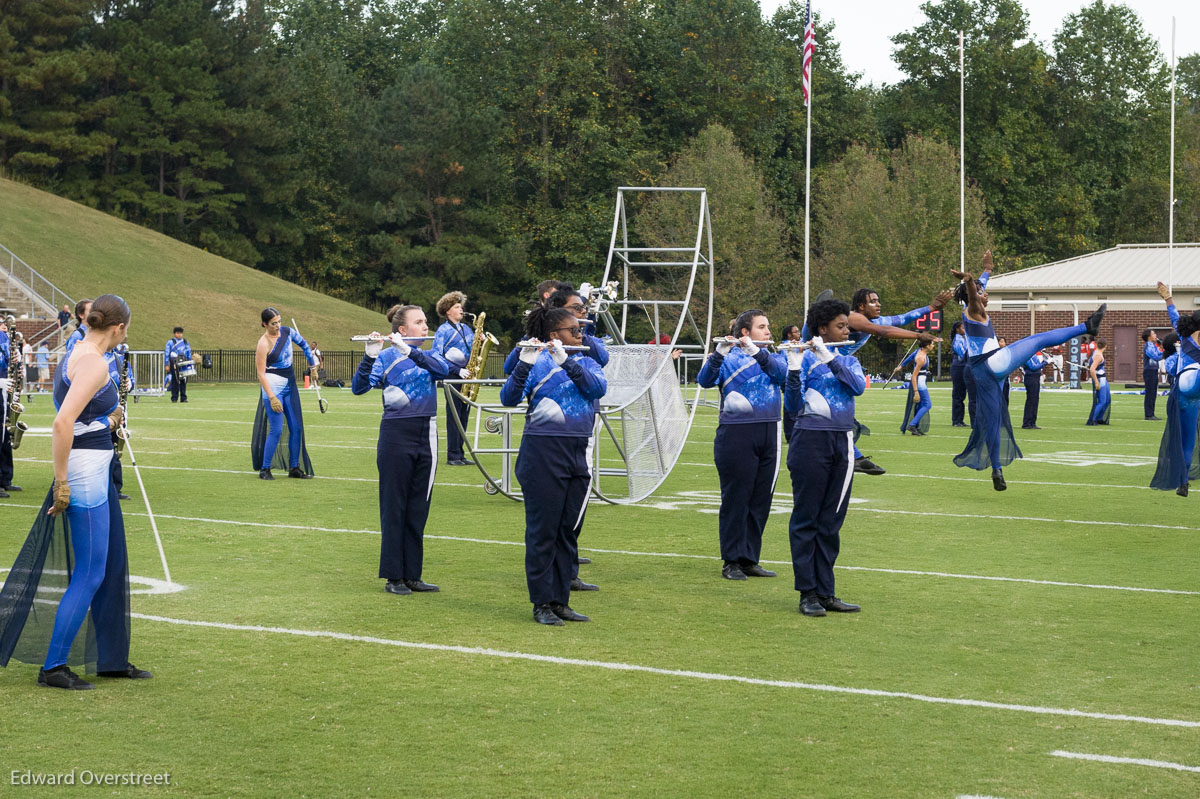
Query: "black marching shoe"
447 458 474 466
722 561 748 581
799 591 826 617
576 556 592 565
991 468 1007 491
907 427 925 437
3 484 20 492
854 456 886 476
570 577 599 591
384 579 412 595
403 579 439 592
1021 424 1042 430
258 469 274 481
533 604 565 626
1178 483 1189 498
952 422 968 428
0 489 9 498
549 602 590 622
288 467 313 479
815 288 835 304
1084 303 1107 336
97 663 153 679
117 493 132 500
38 665 94 690
742 563 777 578
1146 416 1162 421
818 595 861 613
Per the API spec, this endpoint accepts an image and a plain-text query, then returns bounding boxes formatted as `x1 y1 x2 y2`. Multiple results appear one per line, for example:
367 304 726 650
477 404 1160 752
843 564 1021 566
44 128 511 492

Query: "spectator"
35 341 50 391
57 305 71 328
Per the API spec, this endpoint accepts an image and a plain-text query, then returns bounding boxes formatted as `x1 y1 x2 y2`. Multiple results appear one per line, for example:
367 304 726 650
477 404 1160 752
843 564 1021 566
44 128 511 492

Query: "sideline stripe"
848 506 1199 533
0 503 1181 596
1048 750 1200 773
127 611 1200 729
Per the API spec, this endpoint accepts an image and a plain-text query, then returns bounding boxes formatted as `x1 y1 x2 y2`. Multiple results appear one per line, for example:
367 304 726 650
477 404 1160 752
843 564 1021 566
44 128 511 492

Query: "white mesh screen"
595 345 690 502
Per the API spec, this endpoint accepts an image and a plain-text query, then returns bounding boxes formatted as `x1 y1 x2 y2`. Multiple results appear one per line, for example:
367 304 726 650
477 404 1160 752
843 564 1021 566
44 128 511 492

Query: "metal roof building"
987 243 1200 312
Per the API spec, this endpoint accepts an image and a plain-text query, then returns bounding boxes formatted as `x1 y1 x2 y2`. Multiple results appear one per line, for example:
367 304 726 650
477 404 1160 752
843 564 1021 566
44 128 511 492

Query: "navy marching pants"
950 361 968 425
787 428 854 596
445 394 471 461
1022 373 1041 427
377 416 437 581
714 421 778 566
1144 368 1160 418
516 435 590 607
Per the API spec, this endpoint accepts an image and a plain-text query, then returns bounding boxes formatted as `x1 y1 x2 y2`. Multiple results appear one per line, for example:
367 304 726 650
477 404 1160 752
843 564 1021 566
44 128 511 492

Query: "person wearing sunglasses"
546 288 608 367
500 305 607 626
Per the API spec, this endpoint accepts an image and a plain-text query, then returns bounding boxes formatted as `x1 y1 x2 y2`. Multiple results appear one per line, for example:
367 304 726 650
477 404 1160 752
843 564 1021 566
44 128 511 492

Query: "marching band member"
503 281 577 376
1143 328 1164 420
952 251 1105 490
0 321 15 498
950 320 973 427
0 295 150 689
433 292 474 466
1020 350 1046 430
63 298 92 356
697 309 788 582
501 305 607 625
545 287 607 586
781 325 802 440
803 287 951 475
352 304 451 595
252 307 319 480
1085 339 1111 426
109 343 133 501
547 288 609 367
1150 283 1200 497
786 299 864 617
164 326 192 403
900 340 935 435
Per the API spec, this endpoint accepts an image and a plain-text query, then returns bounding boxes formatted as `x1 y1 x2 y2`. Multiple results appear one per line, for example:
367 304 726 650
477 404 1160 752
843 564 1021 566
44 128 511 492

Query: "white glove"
388 333 411 357
549 339 568 366
0 378 11 393
786 349 803 370
811 336 835 365
739 336 759 357
458 368 471 379
715 340 734 356
364 335 382 358
519 344 540 365
578 282 593 300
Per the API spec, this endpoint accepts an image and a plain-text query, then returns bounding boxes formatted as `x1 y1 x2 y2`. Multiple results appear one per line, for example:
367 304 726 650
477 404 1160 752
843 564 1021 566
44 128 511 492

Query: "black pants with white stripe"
516 434 590 607
377 416 436 581
787 428 854 595
714 421 778 566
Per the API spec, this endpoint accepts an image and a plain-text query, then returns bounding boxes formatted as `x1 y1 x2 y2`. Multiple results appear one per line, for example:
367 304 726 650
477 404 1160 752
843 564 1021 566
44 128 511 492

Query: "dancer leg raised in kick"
952 251 1105 490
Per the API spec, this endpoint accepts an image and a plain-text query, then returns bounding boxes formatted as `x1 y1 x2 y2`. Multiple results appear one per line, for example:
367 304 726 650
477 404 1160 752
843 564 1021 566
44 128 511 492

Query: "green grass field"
1 382 1197 798
0 178 382 350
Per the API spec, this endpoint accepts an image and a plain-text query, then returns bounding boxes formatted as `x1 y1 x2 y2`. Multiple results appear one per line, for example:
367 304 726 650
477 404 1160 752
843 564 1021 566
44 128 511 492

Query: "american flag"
802 1 816 107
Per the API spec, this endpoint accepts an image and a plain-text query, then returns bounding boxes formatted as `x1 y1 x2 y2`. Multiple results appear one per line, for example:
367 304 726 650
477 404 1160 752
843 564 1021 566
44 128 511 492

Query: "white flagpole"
959 30 965 273
803 58 813 313
1169 16 1176 294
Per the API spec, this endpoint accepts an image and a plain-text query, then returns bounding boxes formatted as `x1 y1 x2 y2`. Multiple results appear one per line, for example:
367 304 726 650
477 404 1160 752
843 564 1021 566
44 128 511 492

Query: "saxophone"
462 312 498 402
4 315 27 449
114 347 131 457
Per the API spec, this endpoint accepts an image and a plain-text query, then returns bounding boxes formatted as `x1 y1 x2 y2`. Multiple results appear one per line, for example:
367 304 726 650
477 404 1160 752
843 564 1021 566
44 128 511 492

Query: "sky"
759 0 1198 86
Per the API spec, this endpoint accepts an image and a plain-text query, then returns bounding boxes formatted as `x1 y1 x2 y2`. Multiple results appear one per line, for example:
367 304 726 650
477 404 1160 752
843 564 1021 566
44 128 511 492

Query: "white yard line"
1048 750 1200 773
0 503 1185 596
127 611 1200 729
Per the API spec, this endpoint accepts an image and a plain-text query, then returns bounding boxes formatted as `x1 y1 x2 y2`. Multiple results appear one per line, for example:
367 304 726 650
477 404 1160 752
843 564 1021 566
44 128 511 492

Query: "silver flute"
349 335 435 342
712 337 856 348
515 339 589 352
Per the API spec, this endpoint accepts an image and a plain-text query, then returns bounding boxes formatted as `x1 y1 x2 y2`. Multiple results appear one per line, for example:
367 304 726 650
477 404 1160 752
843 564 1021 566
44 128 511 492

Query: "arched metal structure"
443 187 714 504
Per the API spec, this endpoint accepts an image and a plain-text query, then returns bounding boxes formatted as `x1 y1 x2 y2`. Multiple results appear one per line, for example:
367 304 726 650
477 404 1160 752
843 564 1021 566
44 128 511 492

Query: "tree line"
2 0 1198 340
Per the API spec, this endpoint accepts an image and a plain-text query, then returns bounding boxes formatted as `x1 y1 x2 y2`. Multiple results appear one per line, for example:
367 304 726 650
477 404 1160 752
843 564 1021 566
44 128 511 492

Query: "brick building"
984 243 1200 384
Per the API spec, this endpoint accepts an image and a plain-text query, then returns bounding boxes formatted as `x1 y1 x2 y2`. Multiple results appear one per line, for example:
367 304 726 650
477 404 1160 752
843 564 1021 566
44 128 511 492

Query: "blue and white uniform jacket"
500 352 607 437
352 346 453 420
696 347 788 425
433 320 472 370
790 351 866 432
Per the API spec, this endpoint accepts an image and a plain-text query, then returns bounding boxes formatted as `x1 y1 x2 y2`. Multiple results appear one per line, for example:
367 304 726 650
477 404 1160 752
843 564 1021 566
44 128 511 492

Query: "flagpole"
803 59 813 313
959 30 965 273
1169 16 1176 294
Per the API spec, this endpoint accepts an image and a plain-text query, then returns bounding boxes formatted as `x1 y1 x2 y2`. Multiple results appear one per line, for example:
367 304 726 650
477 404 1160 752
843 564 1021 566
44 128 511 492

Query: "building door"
1113 325 1137 382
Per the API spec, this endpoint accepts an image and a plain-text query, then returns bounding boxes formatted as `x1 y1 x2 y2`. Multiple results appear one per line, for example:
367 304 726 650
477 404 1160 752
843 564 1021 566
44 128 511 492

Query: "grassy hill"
0 178 384 350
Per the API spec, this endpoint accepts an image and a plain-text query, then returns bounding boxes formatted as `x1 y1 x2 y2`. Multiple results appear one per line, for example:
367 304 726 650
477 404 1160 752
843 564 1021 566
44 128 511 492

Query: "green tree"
813 137 994 319
637 124 792 336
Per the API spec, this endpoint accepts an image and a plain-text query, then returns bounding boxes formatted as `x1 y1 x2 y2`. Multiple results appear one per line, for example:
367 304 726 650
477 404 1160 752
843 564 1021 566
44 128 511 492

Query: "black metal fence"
189 349 510 384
